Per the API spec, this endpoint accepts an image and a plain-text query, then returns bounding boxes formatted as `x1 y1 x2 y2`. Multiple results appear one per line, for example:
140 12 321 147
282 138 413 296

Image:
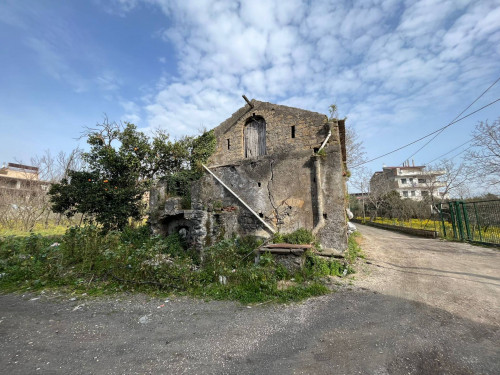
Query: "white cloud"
107 0 500 160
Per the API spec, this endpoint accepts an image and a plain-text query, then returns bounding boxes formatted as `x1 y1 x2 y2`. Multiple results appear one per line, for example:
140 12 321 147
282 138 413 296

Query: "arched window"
244 116 266 158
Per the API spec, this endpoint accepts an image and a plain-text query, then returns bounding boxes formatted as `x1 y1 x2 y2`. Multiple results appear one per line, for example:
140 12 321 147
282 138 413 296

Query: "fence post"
449 202 458 240
461 202 472 241
439 203 447 238
454 201 465 241
473 202 483 242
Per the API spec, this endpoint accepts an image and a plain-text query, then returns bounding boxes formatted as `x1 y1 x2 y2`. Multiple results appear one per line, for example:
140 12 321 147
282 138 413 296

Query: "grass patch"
346 231 364 263
0 223 69 237
0 226 364 304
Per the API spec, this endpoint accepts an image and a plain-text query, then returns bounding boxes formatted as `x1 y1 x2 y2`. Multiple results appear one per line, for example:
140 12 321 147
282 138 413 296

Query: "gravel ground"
1 224 499 374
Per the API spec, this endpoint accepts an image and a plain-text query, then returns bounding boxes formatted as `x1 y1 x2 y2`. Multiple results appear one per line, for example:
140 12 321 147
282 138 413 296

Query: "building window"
291 126 296 138
411 191 415 196
401 178 407 184
409 178 413 183
226 139 230 150
421 191 429 197
244 116 266 158
403 191 409 197
418 178 426 183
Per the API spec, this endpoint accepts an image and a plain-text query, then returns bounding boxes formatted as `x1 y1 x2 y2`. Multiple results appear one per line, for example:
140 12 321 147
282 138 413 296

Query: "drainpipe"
318 130 332 153
312 126 332 235
312 156 326 236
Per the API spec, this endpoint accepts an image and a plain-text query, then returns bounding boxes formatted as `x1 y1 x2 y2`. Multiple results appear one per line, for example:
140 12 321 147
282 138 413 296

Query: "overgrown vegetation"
49 119 216 232
0 227 363 304
272 228 317 246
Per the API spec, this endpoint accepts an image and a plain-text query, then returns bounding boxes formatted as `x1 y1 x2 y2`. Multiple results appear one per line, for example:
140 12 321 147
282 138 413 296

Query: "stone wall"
150 99 348 254
211 100 330 165
192 142 347 253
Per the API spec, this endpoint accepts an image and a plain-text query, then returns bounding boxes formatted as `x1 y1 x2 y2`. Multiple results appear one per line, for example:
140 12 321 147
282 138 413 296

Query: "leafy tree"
49 118 215 231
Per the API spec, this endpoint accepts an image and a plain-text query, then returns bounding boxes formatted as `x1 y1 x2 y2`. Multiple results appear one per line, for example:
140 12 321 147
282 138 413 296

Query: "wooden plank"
258 248 292 254
244 118 266 157
257 118 266 156
202 165 276 234
265 243 313 249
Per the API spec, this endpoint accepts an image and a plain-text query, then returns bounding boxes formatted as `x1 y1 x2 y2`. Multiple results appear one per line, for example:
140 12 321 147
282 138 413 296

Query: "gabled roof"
214 99 328 136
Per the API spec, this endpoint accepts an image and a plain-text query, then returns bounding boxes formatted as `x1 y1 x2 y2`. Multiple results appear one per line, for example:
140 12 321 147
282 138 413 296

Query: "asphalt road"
1 224 499 374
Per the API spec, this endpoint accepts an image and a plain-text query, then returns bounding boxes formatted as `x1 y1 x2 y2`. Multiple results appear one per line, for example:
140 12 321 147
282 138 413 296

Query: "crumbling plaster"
150 99 348 253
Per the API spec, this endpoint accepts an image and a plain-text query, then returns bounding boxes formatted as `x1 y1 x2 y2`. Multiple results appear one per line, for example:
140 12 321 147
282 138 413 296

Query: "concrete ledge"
351 219 439 238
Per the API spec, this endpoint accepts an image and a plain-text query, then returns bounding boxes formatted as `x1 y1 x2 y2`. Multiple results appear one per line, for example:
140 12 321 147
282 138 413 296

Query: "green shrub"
346 232 363 263
0 227 340 303
272 228 317 246
304 253 348 278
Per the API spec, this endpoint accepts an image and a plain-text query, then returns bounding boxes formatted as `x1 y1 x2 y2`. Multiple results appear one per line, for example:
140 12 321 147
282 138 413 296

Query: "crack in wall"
267 159 281 229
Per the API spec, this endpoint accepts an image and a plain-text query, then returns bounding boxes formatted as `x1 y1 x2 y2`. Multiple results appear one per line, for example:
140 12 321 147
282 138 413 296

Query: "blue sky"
1 0 499 188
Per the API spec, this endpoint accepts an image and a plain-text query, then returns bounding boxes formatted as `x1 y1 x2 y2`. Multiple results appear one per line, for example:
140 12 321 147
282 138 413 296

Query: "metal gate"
439 200 500 246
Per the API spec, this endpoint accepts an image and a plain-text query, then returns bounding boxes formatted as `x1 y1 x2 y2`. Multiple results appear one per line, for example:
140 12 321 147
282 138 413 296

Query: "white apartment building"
370 162 448 201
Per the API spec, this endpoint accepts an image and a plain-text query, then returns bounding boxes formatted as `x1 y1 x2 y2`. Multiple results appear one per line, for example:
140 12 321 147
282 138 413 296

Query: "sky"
1 0 499 192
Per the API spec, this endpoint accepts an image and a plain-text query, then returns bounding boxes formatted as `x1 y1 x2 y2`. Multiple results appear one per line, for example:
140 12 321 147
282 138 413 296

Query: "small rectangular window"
403 191 409 197
418 178 426 183
411 191 415 196
227 139 230 150
401 178 407 184
291 126 296 138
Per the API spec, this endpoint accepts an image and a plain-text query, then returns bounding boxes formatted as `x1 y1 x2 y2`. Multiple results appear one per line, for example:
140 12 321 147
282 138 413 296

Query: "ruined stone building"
150 98 348 254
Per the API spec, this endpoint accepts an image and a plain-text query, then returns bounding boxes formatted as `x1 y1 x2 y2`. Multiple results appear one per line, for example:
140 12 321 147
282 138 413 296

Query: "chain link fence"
438 200 500 246
353 198 500 246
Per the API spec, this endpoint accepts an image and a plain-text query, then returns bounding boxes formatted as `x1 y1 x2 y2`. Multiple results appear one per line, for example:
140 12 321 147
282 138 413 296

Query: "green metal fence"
439 200 500 246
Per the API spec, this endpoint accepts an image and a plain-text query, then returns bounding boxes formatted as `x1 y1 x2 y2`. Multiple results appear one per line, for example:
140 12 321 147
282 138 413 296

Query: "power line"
425 138 473 164
352 97 500 168
447 144 475 161
403 76 500 163
426 143 475 165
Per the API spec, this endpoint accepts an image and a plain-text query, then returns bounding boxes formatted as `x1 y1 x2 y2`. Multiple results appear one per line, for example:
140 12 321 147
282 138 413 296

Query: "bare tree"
345 126 367 174
329 103 367 173
466 117 500 188
0 148 84 231
426 159 471 200
348 166 371 218
0 165 48 231
366 172 395 219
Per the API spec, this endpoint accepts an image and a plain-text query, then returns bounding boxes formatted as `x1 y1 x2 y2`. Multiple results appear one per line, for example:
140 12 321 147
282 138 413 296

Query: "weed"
0 226 361 304
272 228 319 248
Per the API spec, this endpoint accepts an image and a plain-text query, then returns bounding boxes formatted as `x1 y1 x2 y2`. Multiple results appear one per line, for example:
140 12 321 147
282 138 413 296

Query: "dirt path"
1 225 499 374
355 224 500 326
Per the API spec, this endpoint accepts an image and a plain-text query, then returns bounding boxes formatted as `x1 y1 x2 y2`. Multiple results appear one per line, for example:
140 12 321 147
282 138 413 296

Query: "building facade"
150 98 349 254
370 163 447 201
0 163 49 194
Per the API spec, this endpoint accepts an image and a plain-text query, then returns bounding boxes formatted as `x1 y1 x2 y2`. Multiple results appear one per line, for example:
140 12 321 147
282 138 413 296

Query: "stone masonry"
150 99 348 254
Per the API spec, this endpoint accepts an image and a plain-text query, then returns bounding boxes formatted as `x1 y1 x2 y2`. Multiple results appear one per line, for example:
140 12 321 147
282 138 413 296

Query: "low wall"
351 219 439 239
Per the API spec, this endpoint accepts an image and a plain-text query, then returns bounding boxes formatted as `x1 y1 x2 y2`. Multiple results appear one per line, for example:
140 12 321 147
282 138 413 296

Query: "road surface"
1 224 499 374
